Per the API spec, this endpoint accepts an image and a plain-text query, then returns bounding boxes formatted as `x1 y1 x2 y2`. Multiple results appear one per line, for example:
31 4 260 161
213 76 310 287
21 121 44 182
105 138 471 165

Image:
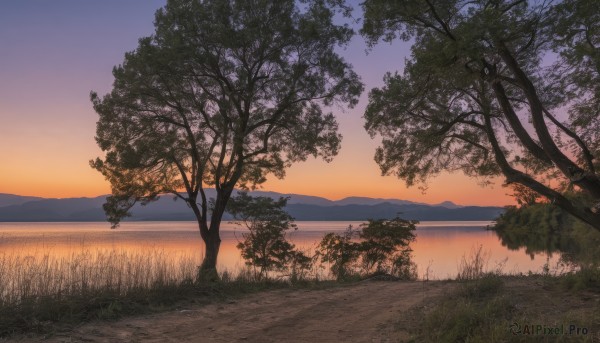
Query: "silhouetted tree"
361 0 600 230
228 192 311 280
359 217 417 277
91 0 362 279
318 226 361 280
317 218 417 280
509 183 543 207
493 200 600 267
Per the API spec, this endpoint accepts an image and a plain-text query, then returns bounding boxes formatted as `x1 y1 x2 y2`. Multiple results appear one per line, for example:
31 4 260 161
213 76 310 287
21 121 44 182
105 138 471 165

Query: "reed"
456 245 490 281
0 247 198 305
0 246 328 338
0 247 204 336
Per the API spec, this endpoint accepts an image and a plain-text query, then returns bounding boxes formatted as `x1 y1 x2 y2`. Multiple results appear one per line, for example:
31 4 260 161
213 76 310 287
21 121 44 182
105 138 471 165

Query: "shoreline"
7 274 599 342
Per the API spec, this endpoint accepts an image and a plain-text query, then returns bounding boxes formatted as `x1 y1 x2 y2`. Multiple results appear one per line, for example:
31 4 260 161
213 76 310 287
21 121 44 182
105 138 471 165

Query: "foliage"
90 0 362 274
360 0 600 230
559 267 600 292
317 217 418 280
494 204 566 255
228 192 312 280
287 250 315 283
417 294 513 343
358 217 417 276
0 246 328 338
550 0 600 170
508 183 544 207
492 198 600 269
317 226 362 280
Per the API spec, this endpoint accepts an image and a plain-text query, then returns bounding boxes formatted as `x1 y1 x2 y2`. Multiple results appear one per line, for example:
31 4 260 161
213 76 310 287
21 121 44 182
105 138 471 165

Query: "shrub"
317 226 362 281
359 217 417 277
228 192 312 280
317 217 418 280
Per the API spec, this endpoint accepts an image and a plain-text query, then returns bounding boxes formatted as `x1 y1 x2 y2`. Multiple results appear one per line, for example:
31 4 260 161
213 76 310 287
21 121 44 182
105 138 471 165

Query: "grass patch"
400 245 600 342
459 273 504 299
558 267 600 292
404 272 600 342
419 294 514 342
0 248 336 339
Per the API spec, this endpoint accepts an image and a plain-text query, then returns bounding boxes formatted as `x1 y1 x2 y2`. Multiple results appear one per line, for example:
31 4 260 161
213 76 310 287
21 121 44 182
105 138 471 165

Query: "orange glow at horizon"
0 99 515 205
0 152 515 206
0 1 515 207
259 159 515 206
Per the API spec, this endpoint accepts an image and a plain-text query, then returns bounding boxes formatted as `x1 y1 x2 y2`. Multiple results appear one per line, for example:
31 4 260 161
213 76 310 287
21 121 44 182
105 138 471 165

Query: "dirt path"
36 281 453 343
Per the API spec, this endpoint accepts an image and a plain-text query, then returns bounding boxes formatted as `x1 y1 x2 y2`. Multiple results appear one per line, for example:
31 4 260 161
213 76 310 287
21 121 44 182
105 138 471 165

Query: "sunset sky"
0 1 515 206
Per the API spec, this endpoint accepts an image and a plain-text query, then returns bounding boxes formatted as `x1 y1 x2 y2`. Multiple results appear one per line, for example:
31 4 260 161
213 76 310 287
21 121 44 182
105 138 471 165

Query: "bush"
317 226 362 281
317 217 418 280
421 295 513 343
456 245 491 281
228 192 313 280
559 267 600 291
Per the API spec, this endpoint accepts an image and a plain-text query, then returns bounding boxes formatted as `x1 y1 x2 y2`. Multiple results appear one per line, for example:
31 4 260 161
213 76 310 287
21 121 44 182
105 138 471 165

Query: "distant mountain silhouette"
0 191 504 222
332 196 423 206
245 191 336 206
433 201 462 209
0 193 44 207
0 196 107 222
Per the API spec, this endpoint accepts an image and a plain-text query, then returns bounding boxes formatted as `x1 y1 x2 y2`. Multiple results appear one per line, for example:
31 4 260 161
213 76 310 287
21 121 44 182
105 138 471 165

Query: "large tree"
360 0 600 230
91 0 362 279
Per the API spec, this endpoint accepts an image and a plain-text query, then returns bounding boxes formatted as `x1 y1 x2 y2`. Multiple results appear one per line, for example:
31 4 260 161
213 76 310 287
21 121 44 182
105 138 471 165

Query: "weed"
0 248 299 338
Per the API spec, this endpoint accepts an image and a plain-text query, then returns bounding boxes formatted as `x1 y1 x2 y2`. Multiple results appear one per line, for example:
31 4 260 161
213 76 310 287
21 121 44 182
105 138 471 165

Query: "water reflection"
492 219 600 268
0 221 558 279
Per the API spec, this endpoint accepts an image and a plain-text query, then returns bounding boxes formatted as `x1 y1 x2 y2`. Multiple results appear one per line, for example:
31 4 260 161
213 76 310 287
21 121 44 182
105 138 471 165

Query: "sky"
0 1 515 206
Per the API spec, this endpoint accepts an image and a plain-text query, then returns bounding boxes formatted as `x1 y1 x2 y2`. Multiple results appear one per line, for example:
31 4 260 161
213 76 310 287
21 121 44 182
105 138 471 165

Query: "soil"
28 281 455 343
12 277 600 342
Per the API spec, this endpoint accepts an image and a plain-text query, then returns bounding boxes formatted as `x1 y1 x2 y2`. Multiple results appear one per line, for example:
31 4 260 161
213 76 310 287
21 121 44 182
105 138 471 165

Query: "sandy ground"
34 281 453 343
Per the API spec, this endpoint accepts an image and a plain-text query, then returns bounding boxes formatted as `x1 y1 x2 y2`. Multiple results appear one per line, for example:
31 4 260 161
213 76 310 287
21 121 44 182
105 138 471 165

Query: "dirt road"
37 281 453 343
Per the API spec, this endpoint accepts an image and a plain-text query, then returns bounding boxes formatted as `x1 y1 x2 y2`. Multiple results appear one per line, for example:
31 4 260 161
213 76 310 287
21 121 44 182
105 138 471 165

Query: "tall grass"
0 246 331 337
0 247 204 337
0 248 198 305
455 245 505 298
456 245 491 280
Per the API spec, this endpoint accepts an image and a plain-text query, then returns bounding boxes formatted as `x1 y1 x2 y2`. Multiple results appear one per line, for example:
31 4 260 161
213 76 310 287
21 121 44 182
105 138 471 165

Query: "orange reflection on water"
0 221 559 279
412 228 560 279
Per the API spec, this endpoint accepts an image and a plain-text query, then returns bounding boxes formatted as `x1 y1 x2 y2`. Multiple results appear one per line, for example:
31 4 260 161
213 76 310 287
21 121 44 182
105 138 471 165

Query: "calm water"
0 221 560 279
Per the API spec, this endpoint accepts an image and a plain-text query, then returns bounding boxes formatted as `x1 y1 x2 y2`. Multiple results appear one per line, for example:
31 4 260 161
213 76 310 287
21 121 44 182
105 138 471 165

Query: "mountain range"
0 191 505 222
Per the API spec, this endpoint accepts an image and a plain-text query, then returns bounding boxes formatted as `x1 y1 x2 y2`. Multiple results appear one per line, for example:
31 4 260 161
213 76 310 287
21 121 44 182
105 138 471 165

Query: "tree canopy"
91 0 362 276
361 0 600 230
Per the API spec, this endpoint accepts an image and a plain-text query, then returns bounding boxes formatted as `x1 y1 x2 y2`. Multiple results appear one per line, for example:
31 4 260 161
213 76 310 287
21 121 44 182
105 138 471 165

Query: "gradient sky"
0 1 515 206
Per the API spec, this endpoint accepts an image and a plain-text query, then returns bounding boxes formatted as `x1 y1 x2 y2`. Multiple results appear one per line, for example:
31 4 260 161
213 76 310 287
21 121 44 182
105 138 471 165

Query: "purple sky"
0 1 513 205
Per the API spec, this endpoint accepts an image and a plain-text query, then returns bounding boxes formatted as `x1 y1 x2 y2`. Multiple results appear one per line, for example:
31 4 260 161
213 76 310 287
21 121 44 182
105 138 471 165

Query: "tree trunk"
198 229 221 282
490 80 551 164
497 42 600 199
482 105 600 231
197 187 233 281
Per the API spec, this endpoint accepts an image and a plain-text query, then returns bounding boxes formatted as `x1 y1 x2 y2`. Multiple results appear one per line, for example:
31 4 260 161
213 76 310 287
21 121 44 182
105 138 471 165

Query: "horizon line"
0 190 510 208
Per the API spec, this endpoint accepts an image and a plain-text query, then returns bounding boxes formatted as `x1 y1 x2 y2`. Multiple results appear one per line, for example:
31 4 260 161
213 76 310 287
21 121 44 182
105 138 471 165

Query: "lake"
0 221 561 279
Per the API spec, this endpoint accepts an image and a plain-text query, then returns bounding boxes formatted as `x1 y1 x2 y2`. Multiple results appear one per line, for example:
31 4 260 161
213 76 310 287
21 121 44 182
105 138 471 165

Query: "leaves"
317 218 418 280
361 0 600 230
91 0 363 227
228 192 309 279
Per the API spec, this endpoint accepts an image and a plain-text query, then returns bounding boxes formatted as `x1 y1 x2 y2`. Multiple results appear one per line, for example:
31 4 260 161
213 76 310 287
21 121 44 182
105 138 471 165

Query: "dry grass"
0 248 198 306
399 245 600 342
0 247 331 338
456 245 491 281
0 248 204 337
